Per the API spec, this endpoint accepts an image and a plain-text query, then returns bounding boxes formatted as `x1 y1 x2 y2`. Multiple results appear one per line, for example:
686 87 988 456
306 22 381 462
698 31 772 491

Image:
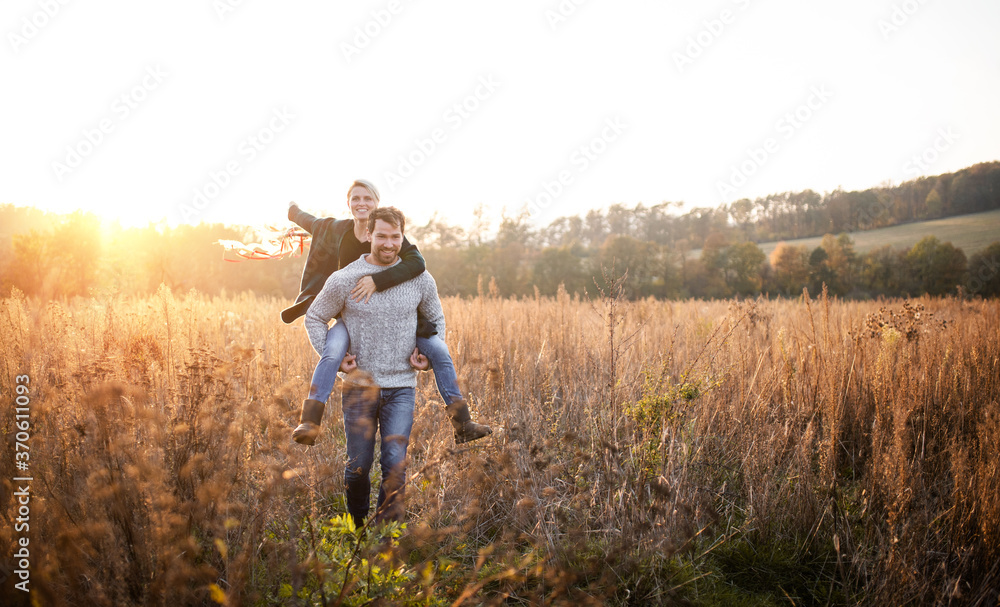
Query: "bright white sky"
3 0 999 232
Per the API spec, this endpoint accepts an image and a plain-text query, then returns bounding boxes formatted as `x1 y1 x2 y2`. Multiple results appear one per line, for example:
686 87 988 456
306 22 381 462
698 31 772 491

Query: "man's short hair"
347 179 380 202
368 206 405 234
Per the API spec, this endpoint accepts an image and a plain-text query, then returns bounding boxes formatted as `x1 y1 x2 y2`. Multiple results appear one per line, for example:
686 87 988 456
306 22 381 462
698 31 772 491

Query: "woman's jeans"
342 385 415 527
308 320 462 405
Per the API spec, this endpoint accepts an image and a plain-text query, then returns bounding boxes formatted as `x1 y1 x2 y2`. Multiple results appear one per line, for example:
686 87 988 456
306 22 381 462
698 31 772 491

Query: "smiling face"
347 185 378 223
368 218 403 266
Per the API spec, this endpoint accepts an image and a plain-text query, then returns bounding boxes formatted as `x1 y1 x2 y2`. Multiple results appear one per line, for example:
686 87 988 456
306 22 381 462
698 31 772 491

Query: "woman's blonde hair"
346 179 380 202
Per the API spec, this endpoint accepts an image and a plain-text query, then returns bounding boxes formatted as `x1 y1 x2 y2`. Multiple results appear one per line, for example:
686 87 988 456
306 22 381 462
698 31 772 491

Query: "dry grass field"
2 285 999 605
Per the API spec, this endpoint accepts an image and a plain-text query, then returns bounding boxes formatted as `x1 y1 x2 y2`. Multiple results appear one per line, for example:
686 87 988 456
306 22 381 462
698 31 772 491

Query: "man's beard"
375 247 398 263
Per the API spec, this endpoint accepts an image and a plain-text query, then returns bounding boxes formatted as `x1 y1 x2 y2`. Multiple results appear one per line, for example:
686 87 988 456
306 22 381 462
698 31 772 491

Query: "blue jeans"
308 321 463 406
342 385 415 527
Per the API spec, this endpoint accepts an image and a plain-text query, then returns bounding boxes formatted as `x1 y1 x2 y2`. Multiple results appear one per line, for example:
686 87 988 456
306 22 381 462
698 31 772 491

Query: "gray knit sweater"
304 255 446 388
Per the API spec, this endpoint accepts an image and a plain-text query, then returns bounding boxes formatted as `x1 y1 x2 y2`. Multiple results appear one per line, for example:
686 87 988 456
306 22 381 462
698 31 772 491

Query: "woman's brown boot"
292 399 326 445
446 399 492 444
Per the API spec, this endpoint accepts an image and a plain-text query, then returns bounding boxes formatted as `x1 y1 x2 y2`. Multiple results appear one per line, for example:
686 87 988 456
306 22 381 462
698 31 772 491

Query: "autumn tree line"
2 161 999 302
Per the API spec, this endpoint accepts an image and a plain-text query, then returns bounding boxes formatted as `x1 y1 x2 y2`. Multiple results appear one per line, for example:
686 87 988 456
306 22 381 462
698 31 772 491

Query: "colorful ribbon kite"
218 225 310 262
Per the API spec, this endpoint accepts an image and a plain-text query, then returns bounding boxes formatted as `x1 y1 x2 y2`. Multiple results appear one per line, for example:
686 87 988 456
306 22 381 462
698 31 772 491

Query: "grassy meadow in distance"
689 208 1000 260
1 286 999 606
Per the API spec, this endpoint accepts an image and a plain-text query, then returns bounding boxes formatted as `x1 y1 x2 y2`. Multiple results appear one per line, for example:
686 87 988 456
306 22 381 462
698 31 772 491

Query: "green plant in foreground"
626 372 719 477
269 515 446 607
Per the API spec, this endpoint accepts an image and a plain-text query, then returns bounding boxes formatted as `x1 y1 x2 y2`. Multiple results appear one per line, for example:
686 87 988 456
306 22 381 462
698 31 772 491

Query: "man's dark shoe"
446 399 492 444
352 514 367 534
292 398 325 445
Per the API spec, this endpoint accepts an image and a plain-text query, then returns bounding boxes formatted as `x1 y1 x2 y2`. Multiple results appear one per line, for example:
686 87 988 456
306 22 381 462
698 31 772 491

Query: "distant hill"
690 209 1000 259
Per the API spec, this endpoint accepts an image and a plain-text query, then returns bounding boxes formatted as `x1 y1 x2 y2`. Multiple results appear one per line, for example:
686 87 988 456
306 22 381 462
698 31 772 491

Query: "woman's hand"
351 276 377 303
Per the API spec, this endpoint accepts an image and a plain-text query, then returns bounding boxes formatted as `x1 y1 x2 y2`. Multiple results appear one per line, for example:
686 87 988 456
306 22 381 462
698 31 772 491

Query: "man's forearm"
304 313 328 356
419 276 447 339
304 283 344 355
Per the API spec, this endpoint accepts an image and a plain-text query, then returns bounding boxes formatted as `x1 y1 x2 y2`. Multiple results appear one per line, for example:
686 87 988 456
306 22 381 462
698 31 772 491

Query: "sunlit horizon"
8 158 1000 235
